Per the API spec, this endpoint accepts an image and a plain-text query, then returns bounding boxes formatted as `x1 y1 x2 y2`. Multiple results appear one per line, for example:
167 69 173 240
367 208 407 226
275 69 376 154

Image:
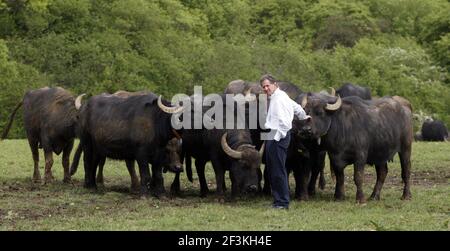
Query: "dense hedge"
1 0 449 138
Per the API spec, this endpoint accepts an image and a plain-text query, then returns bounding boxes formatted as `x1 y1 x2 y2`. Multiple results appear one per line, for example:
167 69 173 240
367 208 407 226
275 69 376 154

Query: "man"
260 74 310 210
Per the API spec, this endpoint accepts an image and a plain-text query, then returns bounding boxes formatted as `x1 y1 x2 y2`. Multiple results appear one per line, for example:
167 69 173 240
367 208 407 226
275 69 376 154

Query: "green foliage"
0 0 449 137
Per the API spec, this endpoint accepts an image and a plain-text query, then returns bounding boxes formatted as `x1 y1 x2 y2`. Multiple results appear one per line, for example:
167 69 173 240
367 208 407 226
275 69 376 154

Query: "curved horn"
75 94 86 110
301 95 308 108
325 96 342 111
158 96 184 114
258 141 265 158
221 133 242 159
329 87 336 96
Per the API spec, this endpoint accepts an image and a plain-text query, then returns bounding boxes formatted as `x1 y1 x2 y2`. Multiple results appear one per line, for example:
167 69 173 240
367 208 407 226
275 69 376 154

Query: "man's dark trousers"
265 131 291 208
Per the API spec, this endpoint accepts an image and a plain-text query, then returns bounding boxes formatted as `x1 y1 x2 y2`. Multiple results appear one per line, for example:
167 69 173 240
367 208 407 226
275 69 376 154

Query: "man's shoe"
272 205 289 210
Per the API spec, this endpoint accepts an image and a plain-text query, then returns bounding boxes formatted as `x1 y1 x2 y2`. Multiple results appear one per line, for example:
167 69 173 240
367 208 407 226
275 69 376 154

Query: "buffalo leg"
370 163 388 200
333 164 345 201
308 152 322 196
136 159 151 195
308 168 319 196
292 158 309 201
211 158 225 201
151 163 165 197
96 157 106 185
399 150 412 200
195 159 209 197
170 173 181 195
126 160 140 192
83 140 97 189
43 150 54 184
62 140 74 183
317 151 327 190
353 162 366 203
28 139 41 182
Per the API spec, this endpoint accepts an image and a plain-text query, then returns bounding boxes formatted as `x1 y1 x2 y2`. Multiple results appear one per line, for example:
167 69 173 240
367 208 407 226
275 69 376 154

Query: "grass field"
0 140 448 230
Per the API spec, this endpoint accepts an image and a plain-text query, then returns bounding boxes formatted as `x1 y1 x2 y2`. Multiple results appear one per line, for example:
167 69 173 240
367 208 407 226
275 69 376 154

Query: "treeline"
1 0 449 137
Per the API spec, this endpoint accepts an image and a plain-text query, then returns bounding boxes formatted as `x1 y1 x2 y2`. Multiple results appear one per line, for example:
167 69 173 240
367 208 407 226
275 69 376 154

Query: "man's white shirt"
264 88 309 141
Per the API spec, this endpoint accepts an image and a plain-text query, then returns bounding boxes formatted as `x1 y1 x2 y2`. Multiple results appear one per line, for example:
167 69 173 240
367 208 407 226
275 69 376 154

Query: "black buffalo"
75 91 183 196
171 94 264 200
335 83 371 100
298 95 413 203
69 91 183 192
421 119 448 141
1 87 79 183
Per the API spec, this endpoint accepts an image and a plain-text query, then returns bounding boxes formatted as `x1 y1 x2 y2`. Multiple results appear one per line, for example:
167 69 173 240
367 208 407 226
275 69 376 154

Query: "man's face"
261 79 277 96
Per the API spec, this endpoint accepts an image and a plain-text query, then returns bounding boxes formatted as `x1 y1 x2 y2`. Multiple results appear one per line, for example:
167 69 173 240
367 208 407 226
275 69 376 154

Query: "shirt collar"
269 87 281 99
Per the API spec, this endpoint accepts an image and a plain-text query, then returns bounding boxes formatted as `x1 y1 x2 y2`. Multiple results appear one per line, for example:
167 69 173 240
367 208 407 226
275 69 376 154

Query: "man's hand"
302 115 311 120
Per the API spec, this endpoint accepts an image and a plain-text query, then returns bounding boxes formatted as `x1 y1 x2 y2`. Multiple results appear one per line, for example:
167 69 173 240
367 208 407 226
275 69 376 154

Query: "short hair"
259 74 277 85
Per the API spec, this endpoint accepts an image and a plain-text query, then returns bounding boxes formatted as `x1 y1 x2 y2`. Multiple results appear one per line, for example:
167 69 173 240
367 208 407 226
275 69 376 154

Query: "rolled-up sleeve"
291 99 308 120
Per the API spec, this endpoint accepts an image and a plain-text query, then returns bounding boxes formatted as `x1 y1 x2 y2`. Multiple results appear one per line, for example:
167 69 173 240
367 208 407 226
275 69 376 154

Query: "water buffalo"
69 91 183 192
171 94 264 200
335 83 371 100
421 119 448 141
298 95 413 203
1 87 79 184
75 91 183 196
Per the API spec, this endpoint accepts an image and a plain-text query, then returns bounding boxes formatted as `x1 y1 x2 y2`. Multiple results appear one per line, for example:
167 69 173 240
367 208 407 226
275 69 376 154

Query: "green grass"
0 140 449 230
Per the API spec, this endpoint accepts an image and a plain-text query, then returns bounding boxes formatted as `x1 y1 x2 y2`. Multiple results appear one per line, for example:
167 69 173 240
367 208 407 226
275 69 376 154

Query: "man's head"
260 74 278 96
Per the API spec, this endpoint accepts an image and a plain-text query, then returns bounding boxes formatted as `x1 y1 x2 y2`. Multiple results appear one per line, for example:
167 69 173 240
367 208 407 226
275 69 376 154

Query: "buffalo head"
221 132 264 195
297 94 342 141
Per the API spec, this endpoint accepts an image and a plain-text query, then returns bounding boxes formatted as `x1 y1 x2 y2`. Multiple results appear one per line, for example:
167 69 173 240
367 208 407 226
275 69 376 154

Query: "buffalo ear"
146 99 157 107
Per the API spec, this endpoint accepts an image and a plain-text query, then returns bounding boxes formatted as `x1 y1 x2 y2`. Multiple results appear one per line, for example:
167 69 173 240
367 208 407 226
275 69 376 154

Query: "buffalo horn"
301 95 307 108
75 94 86 110
221 133 242 159
329 87 336 96
158 96 184 114
325 96 342 111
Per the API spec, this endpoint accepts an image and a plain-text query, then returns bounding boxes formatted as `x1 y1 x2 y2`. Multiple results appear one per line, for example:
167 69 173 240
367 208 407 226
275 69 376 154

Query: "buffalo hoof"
295 194 309 201
63 177 73 184
32 175 41 184
170 186 181 197
96 177 104 185
369 193 381 201
401 193 412 200
152 189 166 199
44 175 54 184
356 198 367 204
334 194 345 201
308 189 316 197
200 188 209 198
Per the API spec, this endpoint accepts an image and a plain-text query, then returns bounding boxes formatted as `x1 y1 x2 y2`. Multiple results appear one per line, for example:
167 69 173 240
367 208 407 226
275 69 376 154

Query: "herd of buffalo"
1 81 448 203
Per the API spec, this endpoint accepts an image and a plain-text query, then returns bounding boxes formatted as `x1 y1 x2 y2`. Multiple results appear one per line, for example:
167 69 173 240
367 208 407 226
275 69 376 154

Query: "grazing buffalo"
171 94 264 200
335 83 371 100
421 119 448 141
298 95 413 203
1 87 79 183
75 91 183 196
